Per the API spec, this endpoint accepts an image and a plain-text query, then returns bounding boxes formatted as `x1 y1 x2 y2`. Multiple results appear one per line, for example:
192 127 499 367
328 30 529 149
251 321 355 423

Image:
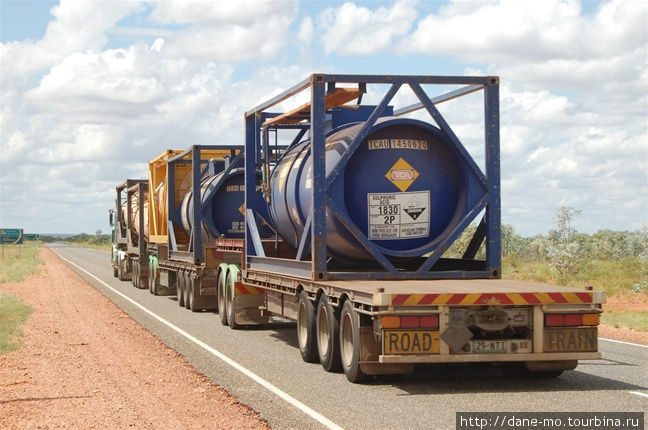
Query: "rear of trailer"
110 179 148 286
231 74 604 382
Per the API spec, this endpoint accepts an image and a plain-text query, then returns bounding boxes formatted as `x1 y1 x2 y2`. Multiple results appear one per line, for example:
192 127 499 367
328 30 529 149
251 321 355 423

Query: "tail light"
545 313 599 327
380 315 439 329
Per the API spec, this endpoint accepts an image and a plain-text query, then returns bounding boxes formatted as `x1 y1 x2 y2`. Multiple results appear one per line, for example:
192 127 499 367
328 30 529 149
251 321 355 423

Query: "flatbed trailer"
225 73 606 382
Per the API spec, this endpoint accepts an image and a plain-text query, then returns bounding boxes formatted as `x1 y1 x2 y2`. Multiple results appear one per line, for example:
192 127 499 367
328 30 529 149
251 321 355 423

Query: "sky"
0 0 646 237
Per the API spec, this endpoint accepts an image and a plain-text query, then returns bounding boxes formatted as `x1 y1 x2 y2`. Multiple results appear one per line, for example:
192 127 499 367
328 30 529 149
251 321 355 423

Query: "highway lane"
49 244 648 430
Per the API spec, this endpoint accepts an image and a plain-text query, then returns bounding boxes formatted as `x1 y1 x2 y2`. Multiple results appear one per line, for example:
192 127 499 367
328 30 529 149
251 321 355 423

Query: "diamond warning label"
385 158 419 192
368 191 430 240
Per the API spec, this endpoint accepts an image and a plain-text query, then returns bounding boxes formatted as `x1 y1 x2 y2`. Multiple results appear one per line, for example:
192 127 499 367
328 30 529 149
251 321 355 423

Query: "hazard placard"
367 191 430 240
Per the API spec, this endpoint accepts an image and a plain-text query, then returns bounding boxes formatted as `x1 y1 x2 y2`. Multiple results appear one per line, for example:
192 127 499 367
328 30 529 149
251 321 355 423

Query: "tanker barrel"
180 167 272 243
268 116 486 261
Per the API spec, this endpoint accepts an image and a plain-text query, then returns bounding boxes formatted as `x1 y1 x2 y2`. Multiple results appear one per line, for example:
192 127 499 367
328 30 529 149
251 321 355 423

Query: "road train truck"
110 74 604 383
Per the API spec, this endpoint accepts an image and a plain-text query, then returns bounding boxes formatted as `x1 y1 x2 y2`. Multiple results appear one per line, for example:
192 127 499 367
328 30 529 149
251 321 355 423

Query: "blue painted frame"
244 74 501 280
166 144 242 264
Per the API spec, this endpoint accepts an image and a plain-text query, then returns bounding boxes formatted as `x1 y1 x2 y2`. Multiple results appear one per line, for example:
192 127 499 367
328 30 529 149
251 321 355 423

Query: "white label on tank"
367 191 430 240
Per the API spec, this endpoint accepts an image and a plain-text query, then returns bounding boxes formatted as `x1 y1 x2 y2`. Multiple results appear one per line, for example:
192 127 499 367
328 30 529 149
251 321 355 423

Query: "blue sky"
1 0 646 236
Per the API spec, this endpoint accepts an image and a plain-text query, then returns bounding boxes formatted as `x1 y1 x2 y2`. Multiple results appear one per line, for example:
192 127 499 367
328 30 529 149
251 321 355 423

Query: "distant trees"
547 206 583 278
443 206 647 287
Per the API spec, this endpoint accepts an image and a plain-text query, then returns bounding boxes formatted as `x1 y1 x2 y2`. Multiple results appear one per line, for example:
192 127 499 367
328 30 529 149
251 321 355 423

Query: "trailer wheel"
218 270 228 326
297 291 318 363
316 294 342 372
177 272 185 307
118 262 126 281
151 266 160 296
148 262 154 294
340 300 369 383
183 273 191 310
188 277 199 312
132 265 138 288
226 272 239 329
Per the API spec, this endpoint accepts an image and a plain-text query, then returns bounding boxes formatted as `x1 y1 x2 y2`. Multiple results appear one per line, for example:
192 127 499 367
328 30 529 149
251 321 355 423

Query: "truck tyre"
218 270 228 326
132 265 138 288
177 272 185 307
113 266 118 278
316 294 342 372
226 272 239 329
188 277 197 312
183 273 191 310
118 262 126 281
148 262 154 293
297 291 318 363
340 300 369 383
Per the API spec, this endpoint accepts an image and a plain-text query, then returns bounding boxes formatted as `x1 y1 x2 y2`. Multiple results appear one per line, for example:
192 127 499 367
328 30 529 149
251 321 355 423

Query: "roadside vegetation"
41 230 112 251
0 241 44 283
0 241 39 353
445 206 648 331
0 292 34 354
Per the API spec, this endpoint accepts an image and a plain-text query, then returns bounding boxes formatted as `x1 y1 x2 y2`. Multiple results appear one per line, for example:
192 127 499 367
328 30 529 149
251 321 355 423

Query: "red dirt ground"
0 247 270 430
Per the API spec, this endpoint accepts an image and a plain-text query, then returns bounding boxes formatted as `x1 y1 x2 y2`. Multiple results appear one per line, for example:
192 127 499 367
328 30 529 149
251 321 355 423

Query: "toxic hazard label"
368 191 430 240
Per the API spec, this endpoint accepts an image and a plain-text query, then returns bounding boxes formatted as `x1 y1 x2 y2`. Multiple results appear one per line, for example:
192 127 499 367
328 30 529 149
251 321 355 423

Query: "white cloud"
318 0 418 55
402 0 646 62
149 0 296 25
162 14 295 61
0 1 143 83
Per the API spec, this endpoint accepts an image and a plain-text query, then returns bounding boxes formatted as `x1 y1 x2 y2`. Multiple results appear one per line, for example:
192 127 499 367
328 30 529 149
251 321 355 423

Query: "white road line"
629 391 648 399
51 248 344 430
599 337 648 349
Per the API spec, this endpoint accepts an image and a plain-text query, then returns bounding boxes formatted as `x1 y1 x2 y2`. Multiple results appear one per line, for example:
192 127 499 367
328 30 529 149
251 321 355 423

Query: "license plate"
544 327 598 352
384 330 439 355
472 340 508 353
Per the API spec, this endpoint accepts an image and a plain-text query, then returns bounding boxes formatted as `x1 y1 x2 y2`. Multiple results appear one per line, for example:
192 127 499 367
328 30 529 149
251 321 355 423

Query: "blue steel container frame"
166 144 243 264
244 74 501 281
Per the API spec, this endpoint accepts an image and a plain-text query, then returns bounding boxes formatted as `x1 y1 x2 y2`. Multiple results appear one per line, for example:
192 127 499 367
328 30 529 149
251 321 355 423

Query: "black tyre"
226 272 239 329
152 267 159 296
340 300 369 383
177 272 185 307
218 270 228 326
113 266 118 278
316 294 341 372
133 265 138 287
188 277 199 312
118 262 126 281
297 291 318 363
183 273 191 310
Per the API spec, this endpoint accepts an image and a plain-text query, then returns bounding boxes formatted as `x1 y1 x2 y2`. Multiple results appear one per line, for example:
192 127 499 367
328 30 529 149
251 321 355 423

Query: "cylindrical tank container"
130 191 149 243
269 117 484 261
180 168 271 242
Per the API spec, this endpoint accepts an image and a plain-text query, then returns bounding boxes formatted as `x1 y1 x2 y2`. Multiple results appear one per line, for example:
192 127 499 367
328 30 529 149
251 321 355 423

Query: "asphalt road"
49 244 648 430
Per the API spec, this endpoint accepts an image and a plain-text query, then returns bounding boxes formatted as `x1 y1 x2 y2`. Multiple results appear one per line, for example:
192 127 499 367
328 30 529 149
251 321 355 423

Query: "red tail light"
545 313 599 327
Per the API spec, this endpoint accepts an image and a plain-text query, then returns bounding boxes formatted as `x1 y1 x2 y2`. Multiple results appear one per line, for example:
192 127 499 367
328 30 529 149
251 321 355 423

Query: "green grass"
502 255 647 297
0 292 34 354
601 309 648 331
503 254 648 332
61 240 111 252
0 242 44 283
